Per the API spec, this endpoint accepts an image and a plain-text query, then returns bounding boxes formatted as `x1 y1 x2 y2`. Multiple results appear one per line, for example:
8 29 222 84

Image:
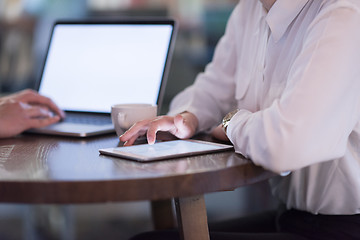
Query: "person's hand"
0 89 65 138
0 89 65 118
119 112 199 146
211 124 230 142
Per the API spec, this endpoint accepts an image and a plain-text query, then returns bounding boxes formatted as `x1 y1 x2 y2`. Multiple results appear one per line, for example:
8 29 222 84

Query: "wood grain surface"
0 133 275 204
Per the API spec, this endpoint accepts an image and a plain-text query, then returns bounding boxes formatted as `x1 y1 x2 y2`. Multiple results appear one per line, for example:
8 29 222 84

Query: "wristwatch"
222 109 239 133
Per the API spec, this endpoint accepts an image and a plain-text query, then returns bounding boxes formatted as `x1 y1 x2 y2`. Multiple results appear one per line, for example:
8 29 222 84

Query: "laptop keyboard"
64 113 112 126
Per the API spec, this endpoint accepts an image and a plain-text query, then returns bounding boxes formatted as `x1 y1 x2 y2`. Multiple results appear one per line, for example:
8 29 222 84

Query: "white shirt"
168 0 360 215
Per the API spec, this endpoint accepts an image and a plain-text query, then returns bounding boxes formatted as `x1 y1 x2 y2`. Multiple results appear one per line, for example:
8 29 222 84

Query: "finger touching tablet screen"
99 140 233 162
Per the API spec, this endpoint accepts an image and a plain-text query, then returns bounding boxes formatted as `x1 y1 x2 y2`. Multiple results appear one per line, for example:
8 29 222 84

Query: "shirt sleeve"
228 4 360 173
167 4 240 132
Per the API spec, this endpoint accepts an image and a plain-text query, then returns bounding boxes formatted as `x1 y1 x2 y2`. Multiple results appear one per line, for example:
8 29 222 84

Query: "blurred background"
0 0 237 110
0 0 278 239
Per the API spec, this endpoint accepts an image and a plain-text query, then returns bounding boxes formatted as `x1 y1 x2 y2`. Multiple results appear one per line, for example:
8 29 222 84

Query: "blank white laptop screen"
39 21 174 113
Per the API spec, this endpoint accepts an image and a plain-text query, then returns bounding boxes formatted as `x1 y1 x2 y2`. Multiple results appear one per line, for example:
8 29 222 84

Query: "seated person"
121 0 360 239
0 89 64 138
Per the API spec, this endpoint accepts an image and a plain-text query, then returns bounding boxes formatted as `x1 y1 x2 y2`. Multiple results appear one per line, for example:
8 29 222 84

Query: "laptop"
28 19 176 137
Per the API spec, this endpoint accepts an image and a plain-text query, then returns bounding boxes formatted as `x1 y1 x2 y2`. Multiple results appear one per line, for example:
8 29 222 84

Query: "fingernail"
148 137 155 145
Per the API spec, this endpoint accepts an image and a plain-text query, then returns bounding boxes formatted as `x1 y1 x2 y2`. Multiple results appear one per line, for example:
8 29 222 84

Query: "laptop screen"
38 20 175 113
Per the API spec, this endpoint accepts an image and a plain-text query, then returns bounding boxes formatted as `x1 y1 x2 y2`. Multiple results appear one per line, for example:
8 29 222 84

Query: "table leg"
175 195 210 240
151 199 176 230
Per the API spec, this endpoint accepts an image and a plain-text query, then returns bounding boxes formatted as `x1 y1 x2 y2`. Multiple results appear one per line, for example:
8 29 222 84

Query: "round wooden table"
0 133 275 240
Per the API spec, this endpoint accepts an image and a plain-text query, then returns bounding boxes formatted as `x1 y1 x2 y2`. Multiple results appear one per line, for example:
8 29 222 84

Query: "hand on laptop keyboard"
0 89 64 138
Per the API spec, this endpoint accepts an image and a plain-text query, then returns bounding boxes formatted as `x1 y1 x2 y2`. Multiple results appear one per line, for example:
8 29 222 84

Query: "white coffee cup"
111 103 157 136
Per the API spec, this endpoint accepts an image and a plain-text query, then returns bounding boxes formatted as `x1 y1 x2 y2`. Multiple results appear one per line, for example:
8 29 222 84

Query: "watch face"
222 109 239 131
226 109 239 121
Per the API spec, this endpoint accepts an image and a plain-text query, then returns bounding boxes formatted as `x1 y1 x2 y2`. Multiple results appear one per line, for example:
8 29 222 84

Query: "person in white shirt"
122 0 360 239
0 89 64 138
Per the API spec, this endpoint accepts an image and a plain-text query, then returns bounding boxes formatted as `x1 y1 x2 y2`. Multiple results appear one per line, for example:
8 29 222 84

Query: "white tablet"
99 139 233 162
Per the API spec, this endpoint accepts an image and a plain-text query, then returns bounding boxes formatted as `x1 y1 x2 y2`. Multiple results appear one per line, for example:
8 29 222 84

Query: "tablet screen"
99 140 233 162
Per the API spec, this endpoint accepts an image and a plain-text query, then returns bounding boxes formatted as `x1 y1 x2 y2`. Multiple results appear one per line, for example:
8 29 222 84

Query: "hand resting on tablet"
119 112 198 146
